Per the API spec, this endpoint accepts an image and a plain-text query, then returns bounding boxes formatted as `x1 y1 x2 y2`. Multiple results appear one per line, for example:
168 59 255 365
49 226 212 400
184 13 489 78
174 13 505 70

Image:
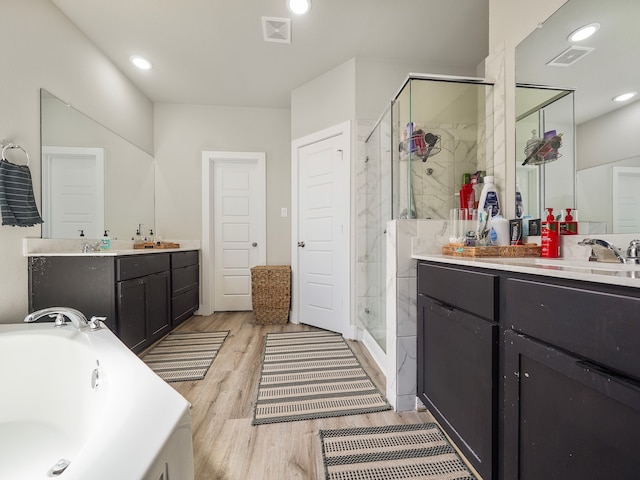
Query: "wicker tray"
251 265 291 325
133 242 181 249
442 243 541 258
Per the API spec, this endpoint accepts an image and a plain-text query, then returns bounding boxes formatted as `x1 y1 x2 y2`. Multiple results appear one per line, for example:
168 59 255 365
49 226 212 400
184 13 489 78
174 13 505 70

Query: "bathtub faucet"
24 307 105 330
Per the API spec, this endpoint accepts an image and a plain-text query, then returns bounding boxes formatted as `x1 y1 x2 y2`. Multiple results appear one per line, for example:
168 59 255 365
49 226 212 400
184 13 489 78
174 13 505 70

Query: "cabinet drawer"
172 264 199 295
418 262 497 321
172 286 199 324
116 254 170 281
505 277 640 380
171 250 199 269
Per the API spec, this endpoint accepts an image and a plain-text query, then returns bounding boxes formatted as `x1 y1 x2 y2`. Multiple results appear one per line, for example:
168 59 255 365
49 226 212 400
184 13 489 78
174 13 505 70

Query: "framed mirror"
515 0 640 233
40 89 155 240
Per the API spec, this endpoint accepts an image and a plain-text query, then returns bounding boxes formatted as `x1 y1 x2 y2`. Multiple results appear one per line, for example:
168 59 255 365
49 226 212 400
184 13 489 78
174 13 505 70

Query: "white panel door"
613 166 640 233
42 146 104 239
296 130 349 333
214 157 265 311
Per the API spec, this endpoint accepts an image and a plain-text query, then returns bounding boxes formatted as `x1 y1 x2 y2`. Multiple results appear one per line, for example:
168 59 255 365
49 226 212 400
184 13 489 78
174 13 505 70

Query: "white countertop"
23 238 200 257
412 253 640 288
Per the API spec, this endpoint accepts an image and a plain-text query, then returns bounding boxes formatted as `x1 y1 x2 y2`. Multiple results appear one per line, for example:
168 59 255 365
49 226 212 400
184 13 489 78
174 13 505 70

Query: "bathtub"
0 320 194 479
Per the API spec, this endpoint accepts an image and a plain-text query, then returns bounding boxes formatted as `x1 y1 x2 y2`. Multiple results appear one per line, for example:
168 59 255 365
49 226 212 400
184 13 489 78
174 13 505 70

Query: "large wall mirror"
516 0 640 233
41 89 155 240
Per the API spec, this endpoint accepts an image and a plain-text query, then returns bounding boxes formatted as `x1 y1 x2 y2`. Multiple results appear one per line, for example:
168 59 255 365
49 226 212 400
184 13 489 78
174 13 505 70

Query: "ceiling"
49 0 489 109
516 0 640 124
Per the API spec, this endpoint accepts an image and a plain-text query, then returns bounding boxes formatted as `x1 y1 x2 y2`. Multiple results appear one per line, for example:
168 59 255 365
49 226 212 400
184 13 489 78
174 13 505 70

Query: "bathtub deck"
151 312 437 480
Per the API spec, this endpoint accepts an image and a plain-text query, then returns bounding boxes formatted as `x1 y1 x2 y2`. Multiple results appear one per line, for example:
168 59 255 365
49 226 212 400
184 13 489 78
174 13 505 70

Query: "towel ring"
1 143 30 166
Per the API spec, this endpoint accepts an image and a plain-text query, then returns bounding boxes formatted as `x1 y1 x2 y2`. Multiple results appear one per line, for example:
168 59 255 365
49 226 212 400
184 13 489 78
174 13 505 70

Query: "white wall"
153 103 291 265
0 0 153 322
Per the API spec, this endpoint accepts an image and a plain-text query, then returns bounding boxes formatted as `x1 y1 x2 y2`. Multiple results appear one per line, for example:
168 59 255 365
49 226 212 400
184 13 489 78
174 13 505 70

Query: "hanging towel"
0 159 43 227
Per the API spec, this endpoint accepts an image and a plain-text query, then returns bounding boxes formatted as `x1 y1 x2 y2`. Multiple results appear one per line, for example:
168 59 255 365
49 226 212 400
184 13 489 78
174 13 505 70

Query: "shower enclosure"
358 75 493 353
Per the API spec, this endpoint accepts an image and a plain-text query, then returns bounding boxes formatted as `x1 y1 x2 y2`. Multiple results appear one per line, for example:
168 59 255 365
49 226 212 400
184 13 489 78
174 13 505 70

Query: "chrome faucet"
578 238 640 264
24 307 106 330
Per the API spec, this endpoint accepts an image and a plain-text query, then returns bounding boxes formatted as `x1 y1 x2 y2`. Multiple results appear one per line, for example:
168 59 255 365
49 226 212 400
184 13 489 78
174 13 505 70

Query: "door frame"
41 146 105 239
201 151 266 315
290 121 353 335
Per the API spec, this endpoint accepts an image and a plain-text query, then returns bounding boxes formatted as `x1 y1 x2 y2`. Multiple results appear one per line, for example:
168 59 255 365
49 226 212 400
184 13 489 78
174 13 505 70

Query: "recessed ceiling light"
130 55 152 70
613 91 637 102
287 0 311 15
568 23 600 42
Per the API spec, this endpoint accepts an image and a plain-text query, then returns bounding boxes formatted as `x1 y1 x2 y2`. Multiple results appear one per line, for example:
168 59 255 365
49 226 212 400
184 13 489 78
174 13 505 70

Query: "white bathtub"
0 321 194 479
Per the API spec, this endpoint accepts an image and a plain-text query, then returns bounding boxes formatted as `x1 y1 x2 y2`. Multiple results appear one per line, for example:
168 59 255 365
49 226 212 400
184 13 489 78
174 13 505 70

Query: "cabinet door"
503 330 640 480
117 278 147 350
418 296 498 480
147 271 171 341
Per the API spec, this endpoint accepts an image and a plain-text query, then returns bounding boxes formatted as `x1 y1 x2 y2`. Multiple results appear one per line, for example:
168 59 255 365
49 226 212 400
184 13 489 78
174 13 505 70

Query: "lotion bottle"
478 175 500 217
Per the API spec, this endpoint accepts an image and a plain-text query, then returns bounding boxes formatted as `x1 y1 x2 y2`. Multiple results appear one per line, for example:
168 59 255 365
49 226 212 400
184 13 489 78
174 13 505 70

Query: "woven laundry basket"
250 265 291 325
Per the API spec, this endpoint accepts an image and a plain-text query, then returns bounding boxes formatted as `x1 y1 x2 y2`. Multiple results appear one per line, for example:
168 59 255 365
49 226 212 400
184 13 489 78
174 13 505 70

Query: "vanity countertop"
412 253 640 289
25 247 198 257
23 238 200 257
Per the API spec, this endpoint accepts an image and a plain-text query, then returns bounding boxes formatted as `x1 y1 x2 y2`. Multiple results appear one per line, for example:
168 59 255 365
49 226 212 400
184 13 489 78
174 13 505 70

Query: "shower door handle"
297 241 305 248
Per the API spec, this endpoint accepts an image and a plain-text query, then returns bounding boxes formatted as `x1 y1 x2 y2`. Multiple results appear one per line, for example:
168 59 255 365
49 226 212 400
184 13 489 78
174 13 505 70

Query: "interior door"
612 166 640 233
41 146 105 239
213 156 266 311
295 126 349 333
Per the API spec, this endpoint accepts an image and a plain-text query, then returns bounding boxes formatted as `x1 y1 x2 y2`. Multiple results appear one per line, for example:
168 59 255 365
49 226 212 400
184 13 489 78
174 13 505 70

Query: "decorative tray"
442 243 541 258
133 242 181 249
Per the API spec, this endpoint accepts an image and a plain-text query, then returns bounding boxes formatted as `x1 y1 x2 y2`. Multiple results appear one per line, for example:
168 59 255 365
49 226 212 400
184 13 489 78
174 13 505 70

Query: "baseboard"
361 328 388 378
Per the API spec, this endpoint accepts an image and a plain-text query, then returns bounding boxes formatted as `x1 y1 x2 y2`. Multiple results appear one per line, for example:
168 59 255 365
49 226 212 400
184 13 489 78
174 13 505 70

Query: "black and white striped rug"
141 331 229 383
252 330 391 425
319 423 477 480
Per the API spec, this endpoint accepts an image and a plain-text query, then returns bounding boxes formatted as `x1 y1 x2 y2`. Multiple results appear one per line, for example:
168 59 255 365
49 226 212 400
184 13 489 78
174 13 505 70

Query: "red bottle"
541 208 560 258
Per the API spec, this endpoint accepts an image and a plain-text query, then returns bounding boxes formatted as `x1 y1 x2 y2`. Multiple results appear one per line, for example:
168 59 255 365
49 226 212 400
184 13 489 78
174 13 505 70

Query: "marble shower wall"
356 119 391 350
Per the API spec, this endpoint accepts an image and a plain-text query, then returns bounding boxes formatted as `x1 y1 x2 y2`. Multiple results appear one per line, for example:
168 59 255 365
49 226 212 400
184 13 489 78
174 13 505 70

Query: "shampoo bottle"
101 230 111 251
478 175 500 217
541 208 560 258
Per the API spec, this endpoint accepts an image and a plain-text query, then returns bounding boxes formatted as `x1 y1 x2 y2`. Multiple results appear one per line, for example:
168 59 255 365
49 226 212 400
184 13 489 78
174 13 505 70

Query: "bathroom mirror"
515 0 640 233
40 89 155 240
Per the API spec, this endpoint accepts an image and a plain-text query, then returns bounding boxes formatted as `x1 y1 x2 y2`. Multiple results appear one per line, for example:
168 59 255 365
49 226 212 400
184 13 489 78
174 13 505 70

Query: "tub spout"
24 307 89 329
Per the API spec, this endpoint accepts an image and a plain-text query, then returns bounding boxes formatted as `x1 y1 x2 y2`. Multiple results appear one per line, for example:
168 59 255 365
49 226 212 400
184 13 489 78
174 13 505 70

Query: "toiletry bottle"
560 208 578 235
101 230 111 251
478 175 500 217
515 183 524 218
135 224 143 245
490 214 510 246
541 208 560 258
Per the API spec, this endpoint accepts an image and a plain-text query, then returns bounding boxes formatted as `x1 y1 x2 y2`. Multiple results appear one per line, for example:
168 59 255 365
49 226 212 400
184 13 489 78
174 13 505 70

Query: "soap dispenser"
541 208 560 258
560 208 578 235
101 230 111 251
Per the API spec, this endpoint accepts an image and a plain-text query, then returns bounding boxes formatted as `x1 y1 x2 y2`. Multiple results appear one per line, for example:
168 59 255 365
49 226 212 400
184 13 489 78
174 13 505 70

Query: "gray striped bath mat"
319 423 477 480
252 330 391 425
141 331 229 382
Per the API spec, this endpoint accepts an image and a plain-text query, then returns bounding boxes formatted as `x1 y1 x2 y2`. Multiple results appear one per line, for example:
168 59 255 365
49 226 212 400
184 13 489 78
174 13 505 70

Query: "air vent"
546 46 594 67
262 17 291 44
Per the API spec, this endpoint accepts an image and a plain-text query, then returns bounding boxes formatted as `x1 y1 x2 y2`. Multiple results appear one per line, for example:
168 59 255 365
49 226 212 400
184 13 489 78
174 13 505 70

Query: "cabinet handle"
576 360 640 393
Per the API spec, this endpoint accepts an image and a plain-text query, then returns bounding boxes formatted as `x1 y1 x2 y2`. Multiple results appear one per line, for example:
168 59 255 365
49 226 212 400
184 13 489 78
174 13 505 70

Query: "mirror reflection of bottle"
515 183 524 218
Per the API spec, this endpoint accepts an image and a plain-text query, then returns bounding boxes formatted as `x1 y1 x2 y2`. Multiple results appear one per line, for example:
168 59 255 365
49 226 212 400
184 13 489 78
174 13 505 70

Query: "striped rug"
319 423 477 480
252 330 391 425
141 331 229 383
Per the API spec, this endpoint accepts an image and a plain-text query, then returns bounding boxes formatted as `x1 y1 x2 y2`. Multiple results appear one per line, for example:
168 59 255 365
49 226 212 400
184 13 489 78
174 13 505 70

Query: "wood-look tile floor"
163 312 438 480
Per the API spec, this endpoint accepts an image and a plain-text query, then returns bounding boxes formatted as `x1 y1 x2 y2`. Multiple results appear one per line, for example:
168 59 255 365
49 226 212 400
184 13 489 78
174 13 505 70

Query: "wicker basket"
251 265 291 325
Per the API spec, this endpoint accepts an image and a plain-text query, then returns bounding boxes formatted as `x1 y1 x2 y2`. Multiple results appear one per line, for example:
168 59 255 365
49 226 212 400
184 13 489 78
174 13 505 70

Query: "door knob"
252 242 258 247
298 241 305 248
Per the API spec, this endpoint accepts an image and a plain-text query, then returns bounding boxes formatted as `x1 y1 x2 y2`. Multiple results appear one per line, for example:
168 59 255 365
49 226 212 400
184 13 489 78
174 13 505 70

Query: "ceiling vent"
262 17 291 44
546 46 594 67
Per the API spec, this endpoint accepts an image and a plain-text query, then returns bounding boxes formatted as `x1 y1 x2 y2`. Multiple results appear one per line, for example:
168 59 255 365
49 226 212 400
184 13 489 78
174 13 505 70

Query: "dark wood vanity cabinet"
170 250 199 327
417 262 499 480
28 250 200 353
417 260 640 480
502 277 640 480
116 254 171 352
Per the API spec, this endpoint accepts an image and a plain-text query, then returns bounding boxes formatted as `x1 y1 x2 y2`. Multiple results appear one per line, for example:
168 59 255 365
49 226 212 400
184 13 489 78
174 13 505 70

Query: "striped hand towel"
0 159 43 227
